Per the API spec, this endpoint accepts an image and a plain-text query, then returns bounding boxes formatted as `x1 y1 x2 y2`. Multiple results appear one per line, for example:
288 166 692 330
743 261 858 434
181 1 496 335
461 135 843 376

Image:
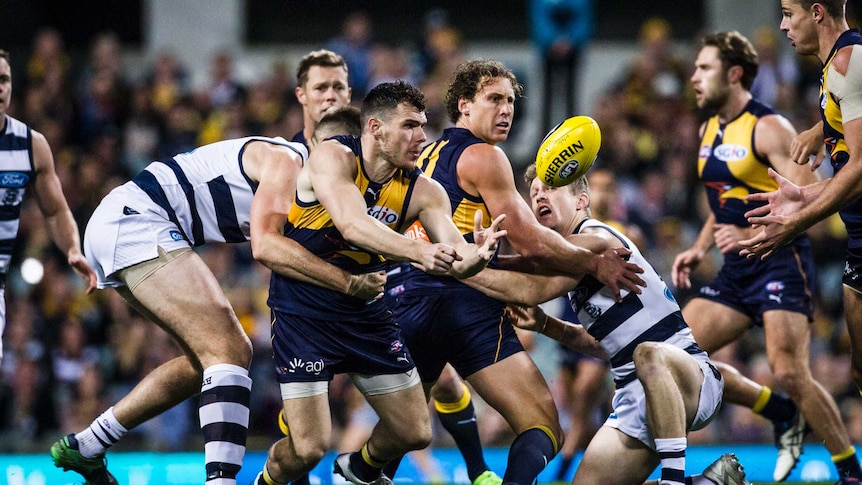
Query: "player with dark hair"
0 49 96 364
673 30 860 481
740 3 862 479
287 51 502 485
251 80 506 485
313 105 362 144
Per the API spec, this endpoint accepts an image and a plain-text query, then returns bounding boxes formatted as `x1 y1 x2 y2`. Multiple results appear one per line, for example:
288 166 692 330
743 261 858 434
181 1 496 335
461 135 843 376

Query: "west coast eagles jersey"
698 99 778 227
568 218 704 389
268 135 421 318
821 28 862 239
390 127 495 292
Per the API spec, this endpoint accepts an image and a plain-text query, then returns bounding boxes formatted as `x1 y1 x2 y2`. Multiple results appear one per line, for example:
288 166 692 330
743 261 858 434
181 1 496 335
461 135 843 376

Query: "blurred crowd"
0 9 859 460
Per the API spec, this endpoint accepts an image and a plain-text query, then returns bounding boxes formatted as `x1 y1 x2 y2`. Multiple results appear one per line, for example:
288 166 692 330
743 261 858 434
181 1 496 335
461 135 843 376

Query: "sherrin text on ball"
535 115 601 187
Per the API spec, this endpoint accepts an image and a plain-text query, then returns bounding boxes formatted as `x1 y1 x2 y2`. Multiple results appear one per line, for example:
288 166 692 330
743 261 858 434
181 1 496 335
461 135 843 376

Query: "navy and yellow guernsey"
821 29 862 243
698 99 808 262
389 127 496 293
268 135 421 319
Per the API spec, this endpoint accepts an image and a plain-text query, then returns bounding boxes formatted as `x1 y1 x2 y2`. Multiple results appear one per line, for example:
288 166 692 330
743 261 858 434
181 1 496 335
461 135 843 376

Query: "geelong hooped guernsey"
268 135 421 319
821 28 862 242
0 116 35 279
130 136 307 246
568 218 704 389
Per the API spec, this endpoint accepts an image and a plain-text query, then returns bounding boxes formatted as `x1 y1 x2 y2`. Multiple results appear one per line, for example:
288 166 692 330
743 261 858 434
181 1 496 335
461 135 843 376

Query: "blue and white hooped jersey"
567 218 703 388
129 136 307 246
0 116 35 278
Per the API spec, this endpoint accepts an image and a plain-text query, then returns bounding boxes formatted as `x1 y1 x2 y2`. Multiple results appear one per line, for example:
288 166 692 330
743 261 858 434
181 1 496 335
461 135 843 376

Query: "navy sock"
758 391 796 423
436 399 488 481
350 447 384 483
501 428 556 485
836 451 862 479
381 455 403 479
289 475 310 485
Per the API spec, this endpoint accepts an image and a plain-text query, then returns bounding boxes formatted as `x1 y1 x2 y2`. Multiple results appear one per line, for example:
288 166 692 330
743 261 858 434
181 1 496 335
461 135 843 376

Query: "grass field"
0 444 851 484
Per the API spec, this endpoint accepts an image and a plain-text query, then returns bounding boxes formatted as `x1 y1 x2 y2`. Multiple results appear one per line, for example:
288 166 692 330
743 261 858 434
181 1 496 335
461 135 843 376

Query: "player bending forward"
464 166 750 485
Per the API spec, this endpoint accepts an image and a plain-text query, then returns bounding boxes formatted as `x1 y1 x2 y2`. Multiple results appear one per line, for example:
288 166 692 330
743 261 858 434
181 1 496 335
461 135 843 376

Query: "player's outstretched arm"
739 168 824 259
508 304 607 359
248 142 384 300
311 142 459 274
30 130 96 293
463 266 574 306
449 210 507 278
458 143 644 300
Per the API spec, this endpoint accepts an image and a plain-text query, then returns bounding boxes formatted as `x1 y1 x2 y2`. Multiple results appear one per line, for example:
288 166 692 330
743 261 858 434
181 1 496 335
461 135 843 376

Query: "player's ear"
727 65 743 84
458 97 470 117
295 85 306 104
368 117 382 137
576 193 590 211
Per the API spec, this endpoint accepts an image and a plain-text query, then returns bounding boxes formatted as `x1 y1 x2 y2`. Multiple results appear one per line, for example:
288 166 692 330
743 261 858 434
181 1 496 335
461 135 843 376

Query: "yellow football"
535 115 601 187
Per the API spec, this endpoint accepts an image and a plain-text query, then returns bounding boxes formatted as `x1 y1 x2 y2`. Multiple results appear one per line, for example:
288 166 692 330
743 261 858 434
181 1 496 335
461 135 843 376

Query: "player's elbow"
250 234 278 268
511 239 547 261
337 220 368 248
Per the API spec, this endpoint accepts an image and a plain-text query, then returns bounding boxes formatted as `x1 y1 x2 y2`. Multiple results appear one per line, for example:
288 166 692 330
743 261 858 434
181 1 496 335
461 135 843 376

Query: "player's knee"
771 359 809 396
431 379 464 403
287 437 329 471
396 421 433 452
633 342 665 379
212 331 253 368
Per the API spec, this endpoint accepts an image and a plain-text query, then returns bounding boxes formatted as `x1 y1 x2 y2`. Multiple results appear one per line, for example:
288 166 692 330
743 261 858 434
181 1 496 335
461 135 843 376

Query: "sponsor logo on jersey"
0 172 30 188
583 301 602 319
368 205 399 225
698 145 712 159
712 143 749 162
403 221 429 242
389 340 404 353
169 230 184 241
663 286 676 303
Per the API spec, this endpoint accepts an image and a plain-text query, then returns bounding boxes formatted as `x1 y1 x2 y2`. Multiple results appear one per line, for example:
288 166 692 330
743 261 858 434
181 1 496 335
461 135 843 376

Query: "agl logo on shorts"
288 357 325 375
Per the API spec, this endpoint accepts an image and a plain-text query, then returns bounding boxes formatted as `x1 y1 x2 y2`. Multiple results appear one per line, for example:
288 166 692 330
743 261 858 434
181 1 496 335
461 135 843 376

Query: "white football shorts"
604 352 723 449
84 184 192 289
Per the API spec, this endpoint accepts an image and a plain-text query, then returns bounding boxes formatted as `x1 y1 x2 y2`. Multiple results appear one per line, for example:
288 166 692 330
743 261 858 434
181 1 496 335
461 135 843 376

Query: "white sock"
656 437 687 485
200 363 251 484
75 407 128 458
